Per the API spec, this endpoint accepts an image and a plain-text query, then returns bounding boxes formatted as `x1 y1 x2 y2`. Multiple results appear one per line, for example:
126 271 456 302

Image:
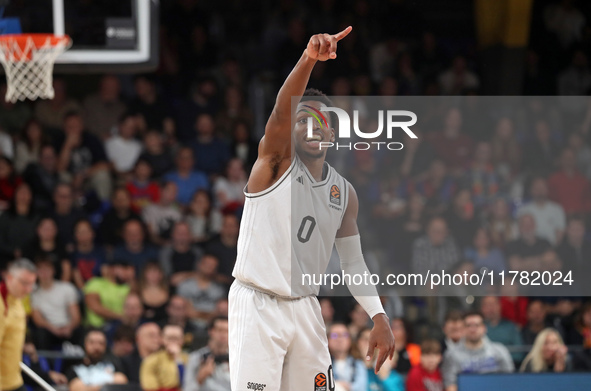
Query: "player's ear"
330 127 335 142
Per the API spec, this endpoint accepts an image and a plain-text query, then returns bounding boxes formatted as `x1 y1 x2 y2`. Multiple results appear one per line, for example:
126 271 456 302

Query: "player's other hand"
305 26 352 61
366 313 396 374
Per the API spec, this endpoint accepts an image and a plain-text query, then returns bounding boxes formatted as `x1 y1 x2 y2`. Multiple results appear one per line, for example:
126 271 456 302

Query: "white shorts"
229 280 334 391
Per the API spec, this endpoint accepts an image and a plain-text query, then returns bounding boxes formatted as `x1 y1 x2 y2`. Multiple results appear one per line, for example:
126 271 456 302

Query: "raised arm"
247 27 352 193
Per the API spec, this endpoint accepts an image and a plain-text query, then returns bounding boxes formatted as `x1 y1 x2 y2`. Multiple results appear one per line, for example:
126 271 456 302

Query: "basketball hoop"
0 34 71 103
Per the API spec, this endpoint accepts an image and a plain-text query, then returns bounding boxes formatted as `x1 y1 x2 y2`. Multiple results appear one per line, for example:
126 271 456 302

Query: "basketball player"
229 26 396 391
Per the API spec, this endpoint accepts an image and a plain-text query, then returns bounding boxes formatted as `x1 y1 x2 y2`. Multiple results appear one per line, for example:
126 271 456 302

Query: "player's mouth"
305 133 323 148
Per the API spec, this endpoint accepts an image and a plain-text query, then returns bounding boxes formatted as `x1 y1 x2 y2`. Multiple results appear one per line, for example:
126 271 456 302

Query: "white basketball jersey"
233 155 349 297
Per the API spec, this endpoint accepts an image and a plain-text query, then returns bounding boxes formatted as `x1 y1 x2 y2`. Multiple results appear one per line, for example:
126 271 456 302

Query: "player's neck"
299 155 327 182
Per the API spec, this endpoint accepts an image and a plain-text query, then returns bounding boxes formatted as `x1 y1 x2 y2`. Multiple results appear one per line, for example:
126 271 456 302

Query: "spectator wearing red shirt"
0 157 21 211
406 339 443 391
548 148 591 215
428 108 474 176
126 159 160 213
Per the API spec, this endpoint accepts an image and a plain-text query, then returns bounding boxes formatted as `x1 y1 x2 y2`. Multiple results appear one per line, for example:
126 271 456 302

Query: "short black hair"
208 315 228 330
463 310 484 322
300 88 337 131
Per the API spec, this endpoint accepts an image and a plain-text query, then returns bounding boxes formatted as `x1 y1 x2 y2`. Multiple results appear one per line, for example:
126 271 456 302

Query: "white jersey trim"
243 158 296 199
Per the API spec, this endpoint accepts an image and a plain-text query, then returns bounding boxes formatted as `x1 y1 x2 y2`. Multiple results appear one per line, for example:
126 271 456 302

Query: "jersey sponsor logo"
314 372 327 391
246 382 266 390
330 185 341 205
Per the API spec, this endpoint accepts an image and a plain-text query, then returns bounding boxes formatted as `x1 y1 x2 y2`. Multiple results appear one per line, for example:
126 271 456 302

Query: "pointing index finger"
333 26 353 41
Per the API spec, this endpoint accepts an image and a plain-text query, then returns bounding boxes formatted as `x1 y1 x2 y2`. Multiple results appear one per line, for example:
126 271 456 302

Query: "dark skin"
247 26 395 373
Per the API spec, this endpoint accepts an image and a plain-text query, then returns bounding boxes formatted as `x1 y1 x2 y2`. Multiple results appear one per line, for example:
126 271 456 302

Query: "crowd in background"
1 0 591 391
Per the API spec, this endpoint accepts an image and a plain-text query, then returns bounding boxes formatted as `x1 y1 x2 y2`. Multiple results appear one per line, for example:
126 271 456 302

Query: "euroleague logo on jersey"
314 373 327 391
330 185 340 206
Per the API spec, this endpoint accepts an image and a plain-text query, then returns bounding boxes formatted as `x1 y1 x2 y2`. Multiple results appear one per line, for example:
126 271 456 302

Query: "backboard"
2 0 159 73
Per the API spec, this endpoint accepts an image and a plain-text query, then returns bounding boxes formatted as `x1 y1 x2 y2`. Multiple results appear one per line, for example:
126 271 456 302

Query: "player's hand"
305 26 352 61
366 313 396 374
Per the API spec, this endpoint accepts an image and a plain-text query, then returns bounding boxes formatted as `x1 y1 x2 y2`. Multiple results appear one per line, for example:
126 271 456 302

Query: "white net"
0 35 72 103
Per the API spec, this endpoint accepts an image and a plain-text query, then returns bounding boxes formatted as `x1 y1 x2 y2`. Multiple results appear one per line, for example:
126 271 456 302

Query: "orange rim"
0 34 72 61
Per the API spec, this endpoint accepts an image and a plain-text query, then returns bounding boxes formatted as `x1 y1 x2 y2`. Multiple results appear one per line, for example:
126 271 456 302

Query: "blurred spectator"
191 113 231 176
174 78 220 143
544 0 586 49
164 147 209 206
34 79 81 132
99 187 142 247
558 50 591 95
410 160 456 216
328 322 368 391
0 259 37 391
438 56 479 95
520 328 571 372
229 120 258 172
23 217 71 281
491 117 521 181
428 108 474 174
399 128 435 179
138 130 174 180
47 183 87 248
349 303 371 341
142 181 182 246
184 316 231 391
566 302 591 347
31 256 82 349
548 148 591 215
112 219 159 273
162 295 200 350
65 329 127 391
122 322 162 384
14 119 46 173
186 190 223 244
557 216 591 291
368 352 404 391
486 198 518 249
215 85 254 139
178 255 226 331
499 284 529 328
0 157 21 211
523 49 556 96
411 217 461 276
204 214 239 284
567 131 591 180
213 158 246 210
406 339 443 391
111 325 137 361
0 83 32 136
518 177 566 245
442 311 514 391
506 214 552 272
22 144 64 211
140 324 188 391
389 194 427 274
22 341 69 387
480 296 524 363
0 127 13 160
443 189 479 250
56 112 112 200
71 219 106 290
391 317 421 374
128 75 175 137
523 120 561 176
105 113 143 176
441 310 465 355
83 75 127 139
160 221 203 287
320 297 335 327
126 159 161 213
462 142 501 207
464 228 506 275
0 183 39 260
522 300 557 345
106 293 145 344
83 260 132 328
138 261 171 324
